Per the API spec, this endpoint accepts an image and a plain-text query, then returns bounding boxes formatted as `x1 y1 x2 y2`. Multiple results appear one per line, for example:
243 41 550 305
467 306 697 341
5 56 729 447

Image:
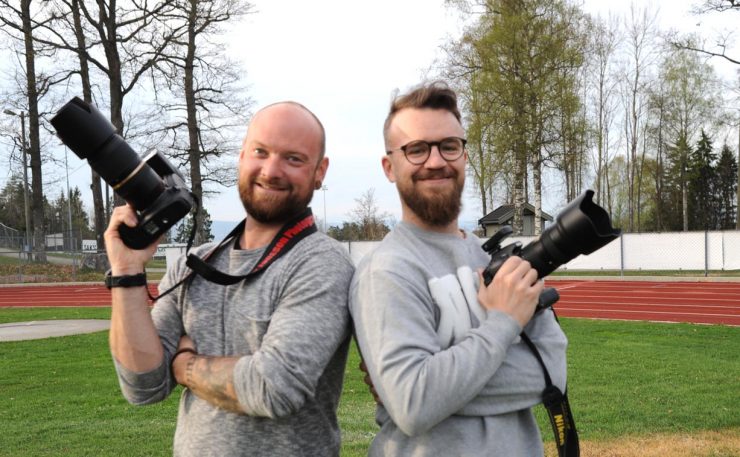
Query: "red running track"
547 279 740 326
0 284 158 307
0 280 739 326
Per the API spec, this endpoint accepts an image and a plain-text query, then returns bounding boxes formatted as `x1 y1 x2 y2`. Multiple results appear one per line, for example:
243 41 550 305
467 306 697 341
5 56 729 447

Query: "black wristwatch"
105 269 147 289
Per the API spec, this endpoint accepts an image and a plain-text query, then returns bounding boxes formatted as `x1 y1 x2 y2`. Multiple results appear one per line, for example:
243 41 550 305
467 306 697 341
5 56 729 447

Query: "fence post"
620 233 624 277
704 230 709 277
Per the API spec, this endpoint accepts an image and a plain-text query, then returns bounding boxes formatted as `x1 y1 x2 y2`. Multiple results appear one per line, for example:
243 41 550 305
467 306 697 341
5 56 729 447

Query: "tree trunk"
532 147 542 235
21 0 46 262
71 0 106 255
97 0 126 208
185 0 204 245
512 143 525 235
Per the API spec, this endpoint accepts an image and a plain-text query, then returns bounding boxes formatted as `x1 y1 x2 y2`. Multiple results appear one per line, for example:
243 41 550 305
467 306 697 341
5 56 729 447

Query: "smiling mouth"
255 180 289 192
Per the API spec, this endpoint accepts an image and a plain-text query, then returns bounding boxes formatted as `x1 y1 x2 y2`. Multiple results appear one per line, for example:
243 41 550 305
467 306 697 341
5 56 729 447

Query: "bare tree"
692 0 740 13
152 0 253 245
620 3 658 232
0 0 69 261
349 188 393 241
586 14 621 208
670 0 740 65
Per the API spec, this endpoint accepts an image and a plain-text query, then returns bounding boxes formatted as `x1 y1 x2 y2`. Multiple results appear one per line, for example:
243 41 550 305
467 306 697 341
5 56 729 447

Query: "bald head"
250 101 326 161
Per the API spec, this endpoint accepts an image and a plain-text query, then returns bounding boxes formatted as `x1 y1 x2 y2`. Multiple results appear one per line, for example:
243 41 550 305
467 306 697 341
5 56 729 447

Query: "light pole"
64 147 73 250
321 185 328 232
3 109 32 258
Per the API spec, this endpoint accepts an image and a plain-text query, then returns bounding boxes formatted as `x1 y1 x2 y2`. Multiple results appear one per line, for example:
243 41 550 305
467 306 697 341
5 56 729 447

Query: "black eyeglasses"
386 137 467 165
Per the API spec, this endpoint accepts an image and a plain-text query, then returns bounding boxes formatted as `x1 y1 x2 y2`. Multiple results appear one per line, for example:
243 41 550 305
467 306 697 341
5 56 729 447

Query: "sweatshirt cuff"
480 309 523 346
113 356 169 390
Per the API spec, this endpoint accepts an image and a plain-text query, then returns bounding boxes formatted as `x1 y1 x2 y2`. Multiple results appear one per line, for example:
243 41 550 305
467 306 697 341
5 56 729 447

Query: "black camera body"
51 97 194 249
482 190 620 311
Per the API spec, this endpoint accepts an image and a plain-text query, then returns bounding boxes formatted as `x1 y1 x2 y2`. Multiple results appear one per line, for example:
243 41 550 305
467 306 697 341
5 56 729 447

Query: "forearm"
175 353 244 414
109 286 164 372
364 313 522 435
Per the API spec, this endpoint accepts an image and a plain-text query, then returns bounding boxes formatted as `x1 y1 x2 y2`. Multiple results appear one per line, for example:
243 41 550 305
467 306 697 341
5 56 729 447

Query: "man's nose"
260 154 283 178
424 145 447 168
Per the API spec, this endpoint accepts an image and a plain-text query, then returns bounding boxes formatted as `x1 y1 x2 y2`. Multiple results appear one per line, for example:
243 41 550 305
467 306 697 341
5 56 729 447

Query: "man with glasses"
349 82 568 456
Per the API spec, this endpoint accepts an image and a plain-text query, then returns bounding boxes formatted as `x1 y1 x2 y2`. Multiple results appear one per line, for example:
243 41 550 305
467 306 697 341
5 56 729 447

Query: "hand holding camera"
477 256 544 328
482 190 621 312
104 204 161 275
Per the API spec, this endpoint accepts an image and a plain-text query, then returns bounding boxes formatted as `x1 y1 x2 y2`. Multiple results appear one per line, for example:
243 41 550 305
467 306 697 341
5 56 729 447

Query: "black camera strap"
520 331 579 457
185 208 317 285
148 207 317 301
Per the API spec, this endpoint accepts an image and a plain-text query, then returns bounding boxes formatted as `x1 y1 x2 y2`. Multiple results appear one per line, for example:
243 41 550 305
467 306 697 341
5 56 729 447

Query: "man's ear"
382 155 396 183
315 156 329 187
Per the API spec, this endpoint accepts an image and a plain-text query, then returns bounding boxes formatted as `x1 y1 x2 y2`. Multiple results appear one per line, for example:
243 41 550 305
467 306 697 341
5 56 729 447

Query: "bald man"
106 102 354 456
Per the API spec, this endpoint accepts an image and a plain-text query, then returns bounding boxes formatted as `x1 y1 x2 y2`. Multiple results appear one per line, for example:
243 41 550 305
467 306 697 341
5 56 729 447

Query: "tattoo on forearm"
188 356 244 414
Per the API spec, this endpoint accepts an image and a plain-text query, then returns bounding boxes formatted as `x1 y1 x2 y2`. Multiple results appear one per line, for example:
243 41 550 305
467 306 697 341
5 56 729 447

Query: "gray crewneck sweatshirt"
114 230 354 457
349 222 568 457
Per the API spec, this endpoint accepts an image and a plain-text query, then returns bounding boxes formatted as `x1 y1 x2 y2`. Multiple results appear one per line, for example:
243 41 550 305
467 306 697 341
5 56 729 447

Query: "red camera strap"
185 208 317 285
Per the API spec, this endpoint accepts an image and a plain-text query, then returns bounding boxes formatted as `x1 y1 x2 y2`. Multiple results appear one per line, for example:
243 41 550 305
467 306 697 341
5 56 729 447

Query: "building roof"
478 203 554 225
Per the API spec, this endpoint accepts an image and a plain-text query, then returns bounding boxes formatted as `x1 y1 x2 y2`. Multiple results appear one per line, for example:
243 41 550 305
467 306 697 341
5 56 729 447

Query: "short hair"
259 101 326 160
383 81 462 146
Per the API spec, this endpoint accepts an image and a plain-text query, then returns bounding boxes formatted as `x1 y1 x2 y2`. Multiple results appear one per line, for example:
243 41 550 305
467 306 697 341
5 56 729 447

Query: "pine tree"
715 144 738 228
174 208 214 244
687 130 717 229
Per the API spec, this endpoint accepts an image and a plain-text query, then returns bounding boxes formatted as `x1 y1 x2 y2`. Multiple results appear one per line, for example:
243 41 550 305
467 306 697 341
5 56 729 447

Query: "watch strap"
105 270 147 289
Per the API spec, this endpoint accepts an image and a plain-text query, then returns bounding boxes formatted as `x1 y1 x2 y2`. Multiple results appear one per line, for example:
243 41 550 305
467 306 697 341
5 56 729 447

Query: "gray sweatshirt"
114 230 354 457
349 222 568 457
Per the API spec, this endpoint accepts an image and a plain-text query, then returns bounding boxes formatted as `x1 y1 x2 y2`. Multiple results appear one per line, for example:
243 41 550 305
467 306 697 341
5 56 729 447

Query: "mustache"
252 177 292 191
412 168 457 182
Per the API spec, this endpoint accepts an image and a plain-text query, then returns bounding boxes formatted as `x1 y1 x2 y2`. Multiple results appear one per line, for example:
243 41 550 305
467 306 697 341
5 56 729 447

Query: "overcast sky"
9 0 737 235
202 0 739 232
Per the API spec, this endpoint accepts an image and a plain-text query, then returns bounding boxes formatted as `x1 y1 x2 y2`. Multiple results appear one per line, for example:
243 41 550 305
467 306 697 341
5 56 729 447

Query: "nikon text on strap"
520 331 580 457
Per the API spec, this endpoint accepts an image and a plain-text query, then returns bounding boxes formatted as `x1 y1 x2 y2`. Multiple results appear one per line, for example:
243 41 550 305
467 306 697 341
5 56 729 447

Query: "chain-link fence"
0 228 106 284
2 229 740 284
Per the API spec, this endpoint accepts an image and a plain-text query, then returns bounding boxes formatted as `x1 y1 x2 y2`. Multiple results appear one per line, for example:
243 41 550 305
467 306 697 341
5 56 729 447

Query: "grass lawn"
0 307 738 456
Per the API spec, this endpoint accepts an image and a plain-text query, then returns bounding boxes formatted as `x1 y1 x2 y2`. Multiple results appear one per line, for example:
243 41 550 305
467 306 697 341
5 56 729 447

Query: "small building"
478 203 554 237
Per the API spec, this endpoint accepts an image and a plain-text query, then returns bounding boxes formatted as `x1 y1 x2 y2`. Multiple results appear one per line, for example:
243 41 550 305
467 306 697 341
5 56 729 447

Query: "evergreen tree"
174 207 214 244
662 133 693 231
326 222 362 242
715 143 738 228
0 175 28 231
687 130 717 229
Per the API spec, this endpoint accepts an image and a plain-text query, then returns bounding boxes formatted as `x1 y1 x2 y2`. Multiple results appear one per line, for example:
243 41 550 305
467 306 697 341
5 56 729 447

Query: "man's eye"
287 155 307 164
254 148 268 156
406 144 428 156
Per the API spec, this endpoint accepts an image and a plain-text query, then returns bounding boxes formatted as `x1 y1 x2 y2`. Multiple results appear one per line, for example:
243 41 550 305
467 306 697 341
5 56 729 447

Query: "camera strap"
185 207 318 285
148 208 317 302
520 331 579 457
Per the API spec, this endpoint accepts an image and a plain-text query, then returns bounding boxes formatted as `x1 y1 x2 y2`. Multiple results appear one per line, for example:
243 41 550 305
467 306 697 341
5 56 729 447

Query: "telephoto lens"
50 97 165 210
51 97 194 249
483 189 620 284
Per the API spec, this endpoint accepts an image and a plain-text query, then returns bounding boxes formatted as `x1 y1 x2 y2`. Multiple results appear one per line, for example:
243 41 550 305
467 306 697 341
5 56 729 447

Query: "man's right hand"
477 256 543 328
104 205 160 275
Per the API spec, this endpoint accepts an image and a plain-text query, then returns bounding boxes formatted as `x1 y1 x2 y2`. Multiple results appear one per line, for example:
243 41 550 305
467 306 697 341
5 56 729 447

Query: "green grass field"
0 307 738 456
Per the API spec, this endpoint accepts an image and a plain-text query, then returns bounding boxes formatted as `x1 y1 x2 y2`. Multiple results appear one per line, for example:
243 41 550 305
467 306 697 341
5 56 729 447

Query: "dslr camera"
482 190 620 310
51 97 194 249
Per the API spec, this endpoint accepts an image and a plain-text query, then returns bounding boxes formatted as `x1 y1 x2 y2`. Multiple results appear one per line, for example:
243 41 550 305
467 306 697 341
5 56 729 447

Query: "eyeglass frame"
386 136 467 165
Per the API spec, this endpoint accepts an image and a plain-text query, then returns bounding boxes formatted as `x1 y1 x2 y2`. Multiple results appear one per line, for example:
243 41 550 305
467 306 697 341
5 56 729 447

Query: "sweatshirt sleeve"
349 255 525 437
112 256 188 405
232 244 353 418
463 307 568 415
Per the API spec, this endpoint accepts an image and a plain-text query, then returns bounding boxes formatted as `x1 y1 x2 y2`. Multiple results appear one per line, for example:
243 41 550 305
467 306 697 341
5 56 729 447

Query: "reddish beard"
398 167 463 227
239 176 314 224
